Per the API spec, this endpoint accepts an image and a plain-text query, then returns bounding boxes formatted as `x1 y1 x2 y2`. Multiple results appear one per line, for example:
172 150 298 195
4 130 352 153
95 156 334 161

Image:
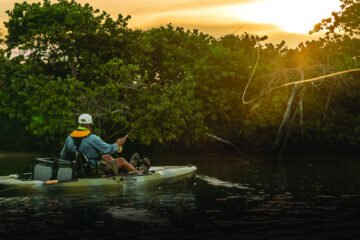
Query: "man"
60 113 137 174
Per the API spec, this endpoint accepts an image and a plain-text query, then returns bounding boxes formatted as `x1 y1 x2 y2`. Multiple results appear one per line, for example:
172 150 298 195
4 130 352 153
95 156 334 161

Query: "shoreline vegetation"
0 0 359 157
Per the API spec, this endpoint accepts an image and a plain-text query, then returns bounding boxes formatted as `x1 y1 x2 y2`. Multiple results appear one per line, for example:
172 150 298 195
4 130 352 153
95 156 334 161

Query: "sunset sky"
1 0 342 47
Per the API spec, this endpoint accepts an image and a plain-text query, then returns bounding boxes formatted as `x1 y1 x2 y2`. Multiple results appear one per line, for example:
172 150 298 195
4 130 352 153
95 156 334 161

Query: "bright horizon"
0 0 342 47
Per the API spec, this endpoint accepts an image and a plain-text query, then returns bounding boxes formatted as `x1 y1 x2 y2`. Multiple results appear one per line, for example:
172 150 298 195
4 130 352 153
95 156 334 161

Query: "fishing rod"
104 72 195 141
104 25 248 143
104 26 360 153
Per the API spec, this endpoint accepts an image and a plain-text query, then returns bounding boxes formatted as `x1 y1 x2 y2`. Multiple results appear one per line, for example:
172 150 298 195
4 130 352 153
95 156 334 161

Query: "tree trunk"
69 61 77 79
272 68 304 158
322 84 333 122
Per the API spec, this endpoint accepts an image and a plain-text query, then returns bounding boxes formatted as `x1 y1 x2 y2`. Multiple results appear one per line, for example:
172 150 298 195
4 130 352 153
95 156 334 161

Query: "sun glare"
225 0 341 34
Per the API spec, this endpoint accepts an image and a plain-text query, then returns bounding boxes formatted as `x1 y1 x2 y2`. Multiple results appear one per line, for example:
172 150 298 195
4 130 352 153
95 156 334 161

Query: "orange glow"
0 0 342 47
224 0 341 34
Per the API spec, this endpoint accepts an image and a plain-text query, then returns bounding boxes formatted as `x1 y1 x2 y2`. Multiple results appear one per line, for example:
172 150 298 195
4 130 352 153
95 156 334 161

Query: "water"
1 152 360 239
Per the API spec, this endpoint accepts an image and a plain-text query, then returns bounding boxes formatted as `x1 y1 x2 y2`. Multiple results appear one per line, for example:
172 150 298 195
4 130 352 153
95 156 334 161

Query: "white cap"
78 113 93 124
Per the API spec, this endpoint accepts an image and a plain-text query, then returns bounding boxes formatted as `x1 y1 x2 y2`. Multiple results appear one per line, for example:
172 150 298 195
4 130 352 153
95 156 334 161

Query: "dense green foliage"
0 0 359 154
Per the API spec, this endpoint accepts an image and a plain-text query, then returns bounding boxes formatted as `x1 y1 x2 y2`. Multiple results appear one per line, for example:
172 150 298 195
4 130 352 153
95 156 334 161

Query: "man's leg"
101 154 118 174
115 157 138 173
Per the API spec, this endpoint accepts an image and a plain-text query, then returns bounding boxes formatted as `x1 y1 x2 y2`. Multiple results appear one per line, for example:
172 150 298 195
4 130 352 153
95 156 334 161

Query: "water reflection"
0 183 200 238
107 207 168 224
197 174 254 190
2 153 360 239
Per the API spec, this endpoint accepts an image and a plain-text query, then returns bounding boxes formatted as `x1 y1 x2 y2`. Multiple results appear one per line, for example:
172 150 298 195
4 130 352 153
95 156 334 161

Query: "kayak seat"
62 151 96 177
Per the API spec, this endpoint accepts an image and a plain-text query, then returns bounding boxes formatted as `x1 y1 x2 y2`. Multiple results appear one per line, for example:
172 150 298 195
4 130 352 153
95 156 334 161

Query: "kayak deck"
0 165 197 192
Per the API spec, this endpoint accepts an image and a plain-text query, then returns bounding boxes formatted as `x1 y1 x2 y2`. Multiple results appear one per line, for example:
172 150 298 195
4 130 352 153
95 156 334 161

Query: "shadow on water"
1 152 360 239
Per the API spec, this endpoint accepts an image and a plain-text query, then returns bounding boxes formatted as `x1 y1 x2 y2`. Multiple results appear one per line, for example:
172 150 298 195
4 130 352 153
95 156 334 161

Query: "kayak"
0 165 197 192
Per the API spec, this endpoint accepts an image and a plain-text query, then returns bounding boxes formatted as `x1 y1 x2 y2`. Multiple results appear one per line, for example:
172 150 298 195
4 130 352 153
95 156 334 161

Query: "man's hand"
115 134 128 146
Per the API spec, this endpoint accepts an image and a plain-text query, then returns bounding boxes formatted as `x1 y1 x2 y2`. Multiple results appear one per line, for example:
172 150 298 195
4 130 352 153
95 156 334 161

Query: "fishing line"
205 133 242 153
242 46 260 105
242 47 360 105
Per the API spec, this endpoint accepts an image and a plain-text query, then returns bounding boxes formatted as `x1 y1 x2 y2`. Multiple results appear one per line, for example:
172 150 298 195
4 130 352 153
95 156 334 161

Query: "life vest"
70 126 91 138
70 126 91 150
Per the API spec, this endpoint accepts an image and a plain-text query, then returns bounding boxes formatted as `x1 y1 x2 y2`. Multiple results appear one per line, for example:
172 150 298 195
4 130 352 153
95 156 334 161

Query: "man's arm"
60 136 75 159
90 135 120 155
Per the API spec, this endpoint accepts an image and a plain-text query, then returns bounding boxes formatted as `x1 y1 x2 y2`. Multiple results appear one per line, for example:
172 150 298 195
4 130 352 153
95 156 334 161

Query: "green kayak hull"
0 165 197 192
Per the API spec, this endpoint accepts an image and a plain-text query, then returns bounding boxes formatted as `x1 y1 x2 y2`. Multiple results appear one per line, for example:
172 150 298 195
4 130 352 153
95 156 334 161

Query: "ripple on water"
106 207 169 225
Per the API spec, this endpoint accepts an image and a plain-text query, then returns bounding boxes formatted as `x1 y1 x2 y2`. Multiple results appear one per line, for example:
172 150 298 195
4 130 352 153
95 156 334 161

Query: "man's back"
60 133 117 165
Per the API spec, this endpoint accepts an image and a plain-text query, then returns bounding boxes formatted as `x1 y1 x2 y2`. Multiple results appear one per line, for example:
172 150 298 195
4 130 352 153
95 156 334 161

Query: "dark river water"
1 152 360 240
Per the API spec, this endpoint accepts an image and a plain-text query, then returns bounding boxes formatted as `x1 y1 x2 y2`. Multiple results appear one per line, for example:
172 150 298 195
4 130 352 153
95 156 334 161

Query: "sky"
0 0 342 48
